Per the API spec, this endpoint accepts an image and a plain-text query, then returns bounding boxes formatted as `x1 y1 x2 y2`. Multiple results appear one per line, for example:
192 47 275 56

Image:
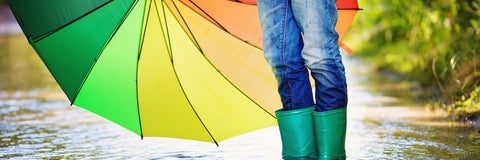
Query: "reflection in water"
1 34 480 159
349 106 478 159
343 56 480 159
0 95 281 159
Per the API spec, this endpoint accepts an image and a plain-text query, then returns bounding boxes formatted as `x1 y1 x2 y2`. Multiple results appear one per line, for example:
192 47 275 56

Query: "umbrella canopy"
7 0 359 145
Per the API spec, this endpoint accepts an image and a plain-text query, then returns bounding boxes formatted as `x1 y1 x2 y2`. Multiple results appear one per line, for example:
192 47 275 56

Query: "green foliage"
348 0 480 119
446 87 480 120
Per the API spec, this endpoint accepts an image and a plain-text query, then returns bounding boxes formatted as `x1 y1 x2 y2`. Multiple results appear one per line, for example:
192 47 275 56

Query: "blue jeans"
258 0 347 112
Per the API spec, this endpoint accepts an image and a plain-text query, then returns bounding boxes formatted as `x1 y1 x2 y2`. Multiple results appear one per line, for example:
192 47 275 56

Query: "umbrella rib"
168 0 203 52
338 8 362 10
186 0 228 32
225 0 257 6
160 0 203 54
137 0 153 60
72 0 139 103
182 0 265 50
135 0 151 139
31 0 114 43
160 0 175 60
179 0 263 49
158 0 219 146
72 0 139 104
165 1 276 119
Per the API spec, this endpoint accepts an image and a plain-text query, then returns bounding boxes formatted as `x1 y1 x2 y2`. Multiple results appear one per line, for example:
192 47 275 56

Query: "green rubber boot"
313 107 347 160
275 106 317 159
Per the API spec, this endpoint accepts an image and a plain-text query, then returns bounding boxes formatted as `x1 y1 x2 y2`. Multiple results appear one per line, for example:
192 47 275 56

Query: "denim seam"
280 0 293 109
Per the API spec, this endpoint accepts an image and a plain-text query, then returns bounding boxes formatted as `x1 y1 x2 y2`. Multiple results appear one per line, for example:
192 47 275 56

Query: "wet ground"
1 6 480 159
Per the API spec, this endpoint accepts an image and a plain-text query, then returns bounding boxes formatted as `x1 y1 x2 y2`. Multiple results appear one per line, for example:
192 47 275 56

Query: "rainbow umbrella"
7 0 359 145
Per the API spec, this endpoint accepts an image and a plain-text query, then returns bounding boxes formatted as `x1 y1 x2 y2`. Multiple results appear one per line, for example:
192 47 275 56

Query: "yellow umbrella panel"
137 0 277 144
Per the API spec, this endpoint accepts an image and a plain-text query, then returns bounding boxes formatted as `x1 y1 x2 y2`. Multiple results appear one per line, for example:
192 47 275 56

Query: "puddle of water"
1 31 480 159
344 56 480 159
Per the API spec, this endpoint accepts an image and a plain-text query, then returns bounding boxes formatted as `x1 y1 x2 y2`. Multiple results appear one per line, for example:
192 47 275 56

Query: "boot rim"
313 107 346 116
276 106 315 116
